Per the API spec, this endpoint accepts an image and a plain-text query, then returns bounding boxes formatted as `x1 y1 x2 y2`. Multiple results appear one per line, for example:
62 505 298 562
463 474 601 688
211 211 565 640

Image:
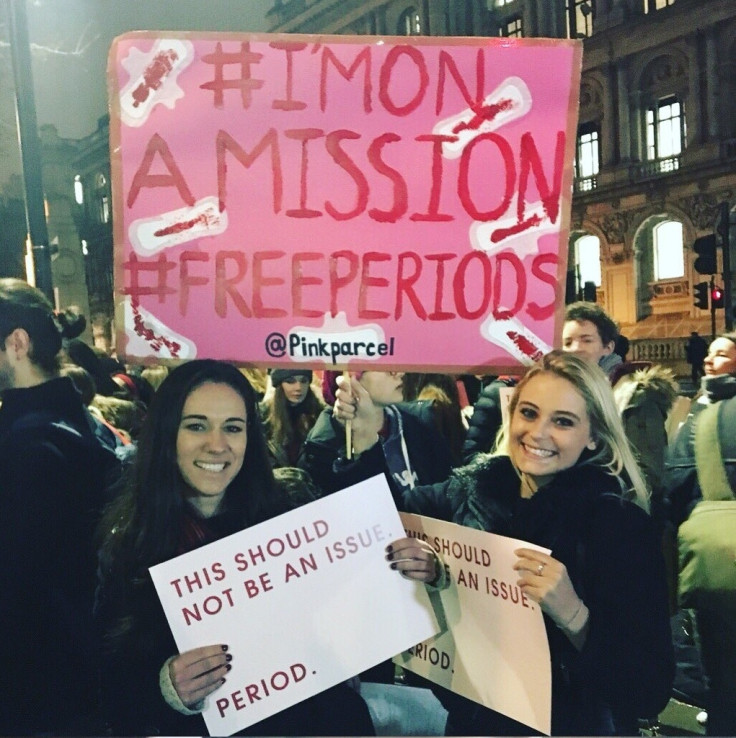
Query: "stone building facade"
266 0 736 374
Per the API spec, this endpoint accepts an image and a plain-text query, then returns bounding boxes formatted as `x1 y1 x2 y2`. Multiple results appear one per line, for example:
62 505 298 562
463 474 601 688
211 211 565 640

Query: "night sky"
1 0 272 186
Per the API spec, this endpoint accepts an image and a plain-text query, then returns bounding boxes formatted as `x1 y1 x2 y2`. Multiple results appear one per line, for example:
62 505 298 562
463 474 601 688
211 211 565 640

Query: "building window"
95 171 110 224
646 95 685 163
574 235 601 288
499 16 523 37
73 175 84 205
493 0 515 6
399 8 422 35
566 0 594 39
644 0 675 12
575 122 599 191
653 220 684 280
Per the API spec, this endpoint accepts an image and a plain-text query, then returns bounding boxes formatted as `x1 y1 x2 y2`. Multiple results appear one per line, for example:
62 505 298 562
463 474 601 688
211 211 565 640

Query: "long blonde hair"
494 350 650 511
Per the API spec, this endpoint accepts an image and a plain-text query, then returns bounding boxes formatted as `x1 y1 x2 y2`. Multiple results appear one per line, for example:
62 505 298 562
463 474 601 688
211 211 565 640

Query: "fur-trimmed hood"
612 363 679 415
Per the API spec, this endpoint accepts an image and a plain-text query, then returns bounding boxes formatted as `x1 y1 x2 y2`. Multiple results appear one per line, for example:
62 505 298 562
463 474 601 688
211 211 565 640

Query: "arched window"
575 234 601 287
653 220 684 280
398 8 422 36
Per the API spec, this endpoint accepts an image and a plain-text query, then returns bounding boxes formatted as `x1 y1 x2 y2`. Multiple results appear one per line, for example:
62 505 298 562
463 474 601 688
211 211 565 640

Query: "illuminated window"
566 0 594 38
653 220 684 280
494 0 515 6
399 8 422 35
575 235 601 287
575 122 600 189
646 95 685 161
499 16 523 37
73 175 84 205
644 0 675 12
94 171 110 224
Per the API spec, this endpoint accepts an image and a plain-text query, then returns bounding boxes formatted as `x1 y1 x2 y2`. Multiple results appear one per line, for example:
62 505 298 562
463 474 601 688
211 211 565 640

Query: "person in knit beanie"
261 368 323 468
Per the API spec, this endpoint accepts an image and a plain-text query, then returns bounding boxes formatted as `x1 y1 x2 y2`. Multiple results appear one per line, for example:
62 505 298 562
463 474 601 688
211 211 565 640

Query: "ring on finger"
536 563 545 576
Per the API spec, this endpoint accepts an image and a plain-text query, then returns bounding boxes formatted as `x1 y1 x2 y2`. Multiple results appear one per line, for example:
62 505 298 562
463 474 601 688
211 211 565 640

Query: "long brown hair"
260 382 324 451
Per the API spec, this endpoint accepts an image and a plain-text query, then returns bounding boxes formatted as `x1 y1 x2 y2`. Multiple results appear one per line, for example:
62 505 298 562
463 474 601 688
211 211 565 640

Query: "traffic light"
712 285 725 309
693 234 717 274
693 281 709 310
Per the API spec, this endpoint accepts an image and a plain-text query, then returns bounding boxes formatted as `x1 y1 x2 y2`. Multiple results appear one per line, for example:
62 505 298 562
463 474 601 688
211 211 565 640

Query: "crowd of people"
1 276 734 736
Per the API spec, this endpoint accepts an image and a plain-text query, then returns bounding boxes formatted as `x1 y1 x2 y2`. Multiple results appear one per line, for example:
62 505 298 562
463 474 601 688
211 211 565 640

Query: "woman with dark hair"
261 368 324 468
95 359 373 736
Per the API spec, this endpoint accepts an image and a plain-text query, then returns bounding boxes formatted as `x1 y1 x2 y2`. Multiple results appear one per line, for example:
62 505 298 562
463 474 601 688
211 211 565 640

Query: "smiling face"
176 381 248 517
508 372 594 489
359 371 405 405
703 337 736 377
281 375 310 405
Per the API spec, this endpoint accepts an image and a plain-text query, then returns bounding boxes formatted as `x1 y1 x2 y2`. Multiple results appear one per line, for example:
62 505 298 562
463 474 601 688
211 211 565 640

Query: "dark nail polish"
226 664 232 672
221 678 227 685
222 644 229 652
385 545 393 553
225 654 232 662
390 562 397 570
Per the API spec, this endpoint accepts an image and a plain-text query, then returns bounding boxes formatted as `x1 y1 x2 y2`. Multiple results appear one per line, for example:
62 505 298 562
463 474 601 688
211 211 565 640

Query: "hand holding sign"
168 643 231 709
513 548 589 645
385 537 440 583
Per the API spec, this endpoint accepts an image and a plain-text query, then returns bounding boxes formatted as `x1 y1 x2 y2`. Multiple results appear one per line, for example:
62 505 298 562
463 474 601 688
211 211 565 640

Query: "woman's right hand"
168 644 231 708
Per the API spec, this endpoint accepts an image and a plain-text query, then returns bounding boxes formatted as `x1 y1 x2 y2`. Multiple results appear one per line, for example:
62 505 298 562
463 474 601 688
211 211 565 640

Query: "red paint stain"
132 49 180 108
507 330 543 361
154 210 216 238
131 299 182 357
452 98 513 134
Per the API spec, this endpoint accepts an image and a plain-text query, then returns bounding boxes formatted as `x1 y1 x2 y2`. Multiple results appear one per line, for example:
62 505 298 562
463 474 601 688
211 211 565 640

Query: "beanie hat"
270 368 313 387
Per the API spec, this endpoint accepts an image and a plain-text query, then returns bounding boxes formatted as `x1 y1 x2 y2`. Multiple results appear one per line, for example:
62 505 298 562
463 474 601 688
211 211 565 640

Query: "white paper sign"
499 385 516 428
396 513 552 735
149 476 440 736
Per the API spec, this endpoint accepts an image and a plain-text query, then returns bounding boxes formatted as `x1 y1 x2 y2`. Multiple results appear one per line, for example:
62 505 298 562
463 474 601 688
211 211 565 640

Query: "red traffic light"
712 286 725 308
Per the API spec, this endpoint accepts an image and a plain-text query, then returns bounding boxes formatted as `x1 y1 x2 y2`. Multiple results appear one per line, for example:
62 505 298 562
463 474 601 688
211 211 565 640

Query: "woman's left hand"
385 537 438 583
513 548 586 631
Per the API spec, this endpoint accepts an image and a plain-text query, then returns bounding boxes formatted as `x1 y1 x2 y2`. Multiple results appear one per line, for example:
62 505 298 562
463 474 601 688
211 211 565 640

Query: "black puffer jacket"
336 450 674 736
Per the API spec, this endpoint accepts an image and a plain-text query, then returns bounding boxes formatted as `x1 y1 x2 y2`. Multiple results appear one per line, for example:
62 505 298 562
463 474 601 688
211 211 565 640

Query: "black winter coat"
298 402 453 496
0 377 119 734
336 449 674 735
96 504 374 736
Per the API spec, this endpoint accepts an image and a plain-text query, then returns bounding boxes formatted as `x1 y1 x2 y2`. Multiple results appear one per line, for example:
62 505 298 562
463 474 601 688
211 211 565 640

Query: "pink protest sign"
109 33 582 372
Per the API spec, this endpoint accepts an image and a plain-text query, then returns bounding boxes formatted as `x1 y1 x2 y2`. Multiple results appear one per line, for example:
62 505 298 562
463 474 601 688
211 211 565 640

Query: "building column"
705 28 719 140
604 62 618 166
618 64 635 162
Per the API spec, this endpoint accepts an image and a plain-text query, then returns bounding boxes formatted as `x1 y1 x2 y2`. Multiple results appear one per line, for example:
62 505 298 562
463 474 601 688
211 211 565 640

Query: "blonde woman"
335 351 673 736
